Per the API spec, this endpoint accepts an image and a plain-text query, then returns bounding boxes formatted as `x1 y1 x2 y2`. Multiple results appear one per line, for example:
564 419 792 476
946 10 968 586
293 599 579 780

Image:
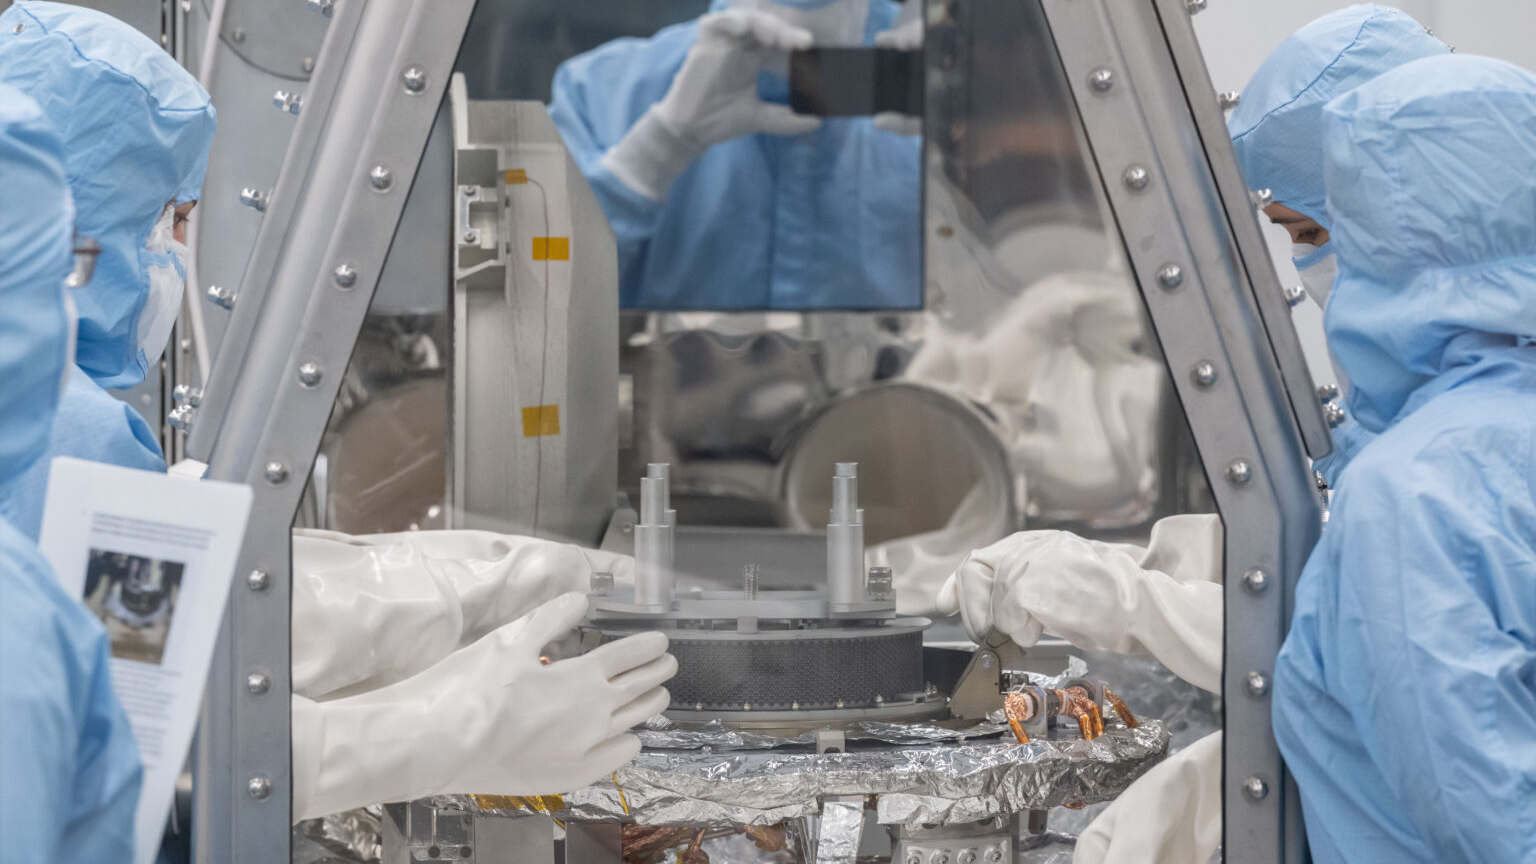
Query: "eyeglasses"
67 233 100 288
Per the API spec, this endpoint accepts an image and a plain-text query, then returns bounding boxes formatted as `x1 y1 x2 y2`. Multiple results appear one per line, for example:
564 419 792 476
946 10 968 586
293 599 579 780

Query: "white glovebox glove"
1073 731 1222 864
292 529 633 700
872 15 922 136
936 514 1224 693
600 9 820 200
291 592 674 822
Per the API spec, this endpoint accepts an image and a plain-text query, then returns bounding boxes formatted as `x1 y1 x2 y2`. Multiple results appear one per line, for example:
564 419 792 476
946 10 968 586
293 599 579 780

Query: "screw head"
1190 361 1218 388
984 848 1004 863
1226 459 1253 487
368 165 393 191
297 362 323 388
958 851 978 864
332 263 358 289
247 569 271 593
1088 67 1115 92
264 461 290 485
1250 188 1274 208
1123 165 1151 192
1243 775 1270 801
462 229 479 243
906 854 923 864
1156 263 1184 290
1245 671 1270 697
166 404 195 432
932 853 951 864
1242 568 1270 593
1186 0 1208 13
1218 91 1242 111
402 66 428 93
1316 383 1340 403
1284 284 1307 307
231 27 246 42
247 673 271 695
1323 402 1347 429
302 56 315 73
247 776 271 800
979 651 996 670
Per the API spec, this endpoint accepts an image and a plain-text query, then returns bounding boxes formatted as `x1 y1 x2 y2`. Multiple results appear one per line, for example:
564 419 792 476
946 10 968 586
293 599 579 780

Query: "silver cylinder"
827 462 865 607
634 465 675 609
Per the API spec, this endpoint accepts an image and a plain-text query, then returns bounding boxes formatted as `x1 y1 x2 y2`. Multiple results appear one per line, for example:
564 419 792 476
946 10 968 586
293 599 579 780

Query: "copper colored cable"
1105 688 1140 728
1008 716 1031 744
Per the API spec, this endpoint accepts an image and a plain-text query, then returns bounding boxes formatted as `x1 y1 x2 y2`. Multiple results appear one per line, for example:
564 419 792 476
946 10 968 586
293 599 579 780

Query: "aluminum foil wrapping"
639 716 1010 751
553 721 1168 830
292 806 383 864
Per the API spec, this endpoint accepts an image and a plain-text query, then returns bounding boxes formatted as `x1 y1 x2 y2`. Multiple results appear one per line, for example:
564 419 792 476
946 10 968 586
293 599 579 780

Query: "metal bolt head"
1156 263 1184 290
1243 775 1270 801
1242 568 1270 594
402 66 428 94
1283 284 1307 307
906 854 923 864
931 853 951 864
1316 383 1341 403
461 229 479 244
297 362 323 388
264 461 290 485
979 651 996 670
332 263 358 289
866 566 894 601
1186 0 1208 13
958 851 978 864
231 27 246 42
206 285 237 310
1123 165 1151 192
1218 91 1242 111
1245 670 1270 697
1190 361 1218 388
1323 402 1347 429
984 849 1004 863
247 776 271 800
368 165 393 191
166 404 195 432
173 384 203 407
590 571 614 596
1250 188 1274 209
239 188 268 212
1225 459 1253 487
272 90 301 115
247 569 271 593
302 56 315 74
247 673 271 695
1088 67 1115 92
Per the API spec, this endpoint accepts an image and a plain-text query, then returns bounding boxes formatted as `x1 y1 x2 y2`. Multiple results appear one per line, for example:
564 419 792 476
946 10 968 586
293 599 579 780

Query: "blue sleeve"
1329 435 1536 863
1312 413 1373 488
0 368 166 541
0 525 141 863
547 27 693 288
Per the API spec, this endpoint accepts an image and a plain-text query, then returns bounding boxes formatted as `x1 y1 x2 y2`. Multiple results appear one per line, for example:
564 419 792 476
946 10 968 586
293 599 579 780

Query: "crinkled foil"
814 799 864 864
638 717 1009 751
292 806 382 864
545 721 1169 830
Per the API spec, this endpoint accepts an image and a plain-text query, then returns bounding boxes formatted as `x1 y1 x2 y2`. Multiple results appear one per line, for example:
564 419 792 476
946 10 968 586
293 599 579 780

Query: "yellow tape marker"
521 405 560 438
504 168 529 185
531 236 570 261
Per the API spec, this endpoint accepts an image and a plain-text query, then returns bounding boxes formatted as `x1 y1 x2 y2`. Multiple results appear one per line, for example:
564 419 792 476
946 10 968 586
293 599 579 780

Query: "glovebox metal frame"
183 0 1327 860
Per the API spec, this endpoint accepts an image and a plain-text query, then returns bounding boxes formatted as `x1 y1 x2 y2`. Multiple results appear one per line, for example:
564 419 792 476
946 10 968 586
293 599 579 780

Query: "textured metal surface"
605 627 925 711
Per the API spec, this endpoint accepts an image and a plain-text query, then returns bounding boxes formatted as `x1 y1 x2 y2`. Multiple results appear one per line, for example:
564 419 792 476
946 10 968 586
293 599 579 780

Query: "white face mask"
139 205 188 363
734 0 869 45
1292 242 1338 307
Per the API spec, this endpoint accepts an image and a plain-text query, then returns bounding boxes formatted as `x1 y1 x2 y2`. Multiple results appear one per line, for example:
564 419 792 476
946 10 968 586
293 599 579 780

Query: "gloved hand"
291 592 674 821
1074 732 1222 864
292 529 634 700
601 9 821 200
873 16 922 136
936 514 1224 693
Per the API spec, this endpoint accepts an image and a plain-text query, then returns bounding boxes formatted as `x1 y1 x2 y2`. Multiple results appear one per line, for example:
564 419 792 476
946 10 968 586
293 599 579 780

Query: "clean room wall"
1193 0 1536 388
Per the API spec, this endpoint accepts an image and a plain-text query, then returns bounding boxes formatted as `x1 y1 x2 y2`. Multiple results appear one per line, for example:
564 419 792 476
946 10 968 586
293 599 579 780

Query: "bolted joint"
1283 284 1307 307
272 90 302 115
206 284 237 310
332 262 358 289
1218 91 1242 111
401 66 428 94
166 404 196 432
238 188 269 212
1186 0 1209 13
307 0 334 16
1323 401 1347 429
1225 459 1253 487
1243 775 1270 801
246 569 271 593
264 461 290 485
1123 164 1151 192
1088 67 1115 93
1250 188 1275 209
172 384 203 408
1156 263 1184 291
1316 383 1341 404
1242 567 1270 594
247 776 272 801
368 165 393 192
1190 361 1218 389
297 362 323 388
590 571 614 596
246 673 271 696
1245 670 1270 697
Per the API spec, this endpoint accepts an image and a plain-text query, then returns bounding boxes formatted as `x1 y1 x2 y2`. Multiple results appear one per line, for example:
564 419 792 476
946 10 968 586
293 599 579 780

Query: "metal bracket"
946 629 1027 721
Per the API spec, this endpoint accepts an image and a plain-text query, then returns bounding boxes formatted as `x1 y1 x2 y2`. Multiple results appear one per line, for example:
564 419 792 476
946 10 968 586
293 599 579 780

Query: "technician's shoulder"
54 367 165 469
0 519 102 703
554 17 700 92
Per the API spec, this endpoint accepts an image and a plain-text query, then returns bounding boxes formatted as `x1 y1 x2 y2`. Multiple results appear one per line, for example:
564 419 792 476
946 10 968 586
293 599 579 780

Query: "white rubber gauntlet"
292 529 633 699
1074 731 1222 864
291 593 674 822
937 514 1224 693
601 9 820 200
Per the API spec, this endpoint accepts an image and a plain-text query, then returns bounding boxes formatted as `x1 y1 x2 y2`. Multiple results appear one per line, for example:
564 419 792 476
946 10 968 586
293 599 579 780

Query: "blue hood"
0 84 71 486
1228 5 1446 228
0 2 215 389
1322 53 1536 433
